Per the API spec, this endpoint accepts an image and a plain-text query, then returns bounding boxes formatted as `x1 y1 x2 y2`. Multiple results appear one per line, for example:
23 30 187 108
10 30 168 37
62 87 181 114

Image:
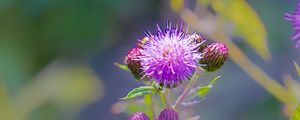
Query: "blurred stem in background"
169 0 298 116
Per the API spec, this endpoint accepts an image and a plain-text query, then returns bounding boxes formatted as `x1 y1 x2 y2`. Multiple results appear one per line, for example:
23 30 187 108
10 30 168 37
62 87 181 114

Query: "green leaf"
121 86 155 100
293 61 300 77
197 76 221 97
210 0 270 60
291 104 300 120
114 62 129 71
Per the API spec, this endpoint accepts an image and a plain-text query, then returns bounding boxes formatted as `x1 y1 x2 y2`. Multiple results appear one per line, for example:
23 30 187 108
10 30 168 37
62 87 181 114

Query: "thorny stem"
173 71 202 110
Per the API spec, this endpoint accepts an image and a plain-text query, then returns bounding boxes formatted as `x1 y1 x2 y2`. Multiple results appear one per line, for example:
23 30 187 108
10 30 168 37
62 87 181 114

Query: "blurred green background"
0 0 299 120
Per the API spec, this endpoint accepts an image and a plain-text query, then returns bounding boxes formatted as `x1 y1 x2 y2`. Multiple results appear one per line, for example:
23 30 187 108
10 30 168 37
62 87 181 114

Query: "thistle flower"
285 3 300 47
125 47 143 80
200 42 228 72
139 23 202 88
157 108 179 120
128 112 150 120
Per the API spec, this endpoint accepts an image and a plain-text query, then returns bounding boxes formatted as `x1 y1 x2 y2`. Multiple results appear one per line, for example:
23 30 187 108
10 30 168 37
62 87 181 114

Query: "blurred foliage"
291 104 300 120
0 60 104 120
210 0 270 60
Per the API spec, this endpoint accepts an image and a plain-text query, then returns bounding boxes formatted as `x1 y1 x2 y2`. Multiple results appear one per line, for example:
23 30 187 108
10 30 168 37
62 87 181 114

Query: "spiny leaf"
293 61 300 77
291 104 300 120
121 86 155 100
210 0 270 60
197 76 221 97
114 62 129 71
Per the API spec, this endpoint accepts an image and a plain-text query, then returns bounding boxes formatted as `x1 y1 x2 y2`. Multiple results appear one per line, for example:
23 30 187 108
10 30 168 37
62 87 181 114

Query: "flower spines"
157 108 179 120
139 24 202 88
128 112 150 120
285 3 300 47
125 47 143 80
200 43 228 72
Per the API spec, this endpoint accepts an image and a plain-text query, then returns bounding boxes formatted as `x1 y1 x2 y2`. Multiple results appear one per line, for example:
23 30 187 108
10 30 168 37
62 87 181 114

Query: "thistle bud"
124 47 143 80
188 33 207 52
128 112 150 120
200 42 228 72
158 108 179 120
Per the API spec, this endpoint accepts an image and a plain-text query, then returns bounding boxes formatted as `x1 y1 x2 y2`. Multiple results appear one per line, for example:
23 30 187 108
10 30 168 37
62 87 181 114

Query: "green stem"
159 91 166 107
173 71 202 110
165 89 171 108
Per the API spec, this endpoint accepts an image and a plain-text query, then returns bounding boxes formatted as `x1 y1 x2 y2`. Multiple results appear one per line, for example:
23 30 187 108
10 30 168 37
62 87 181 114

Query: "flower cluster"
124 23 228 88
123 22 229 120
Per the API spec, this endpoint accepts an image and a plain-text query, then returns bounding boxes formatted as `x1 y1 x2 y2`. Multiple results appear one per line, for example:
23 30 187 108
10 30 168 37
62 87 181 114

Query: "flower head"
139 23 202 88
285 3 300 47
200 42 228 72
128 112 150 120
125 47 143 80
158 108 179 120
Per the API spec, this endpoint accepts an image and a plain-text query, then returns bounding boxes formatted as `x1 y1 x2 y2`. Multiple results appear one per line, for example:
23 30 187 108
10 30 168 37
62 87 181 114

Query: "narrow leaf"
121 86 155 100
114 62 129 71
197 76 221 97
291 104 300 120
211 0 270 60
293 61 300 77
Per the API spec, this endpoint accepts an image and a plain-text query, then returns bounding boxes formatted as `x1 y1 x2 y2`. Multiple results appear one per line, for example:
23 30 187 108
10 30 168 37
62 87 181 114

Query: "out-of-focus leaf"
197 76 221 97
197 0 211 6
144 94 153 120
170 0 184 13
121 86 155 100
210 0 270 60
293 61 300 77
14 60 104 117
291 104 300 120
0 81 22 120
283 73 300 101
114 62 129 71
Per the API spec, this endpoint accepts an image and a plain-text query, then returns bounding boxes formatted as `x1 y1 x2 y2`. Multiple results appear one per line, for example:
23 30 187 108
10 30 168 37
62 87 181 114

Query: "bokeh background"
0 0 299 120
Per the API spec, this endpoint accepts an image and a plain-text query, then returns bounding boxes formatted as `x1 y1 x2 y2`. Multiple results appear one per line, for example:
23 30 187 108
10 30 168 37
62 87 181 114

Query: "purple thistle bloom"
285 3 300 47
157 108 179 120
139 22 202 88
128 112 150 120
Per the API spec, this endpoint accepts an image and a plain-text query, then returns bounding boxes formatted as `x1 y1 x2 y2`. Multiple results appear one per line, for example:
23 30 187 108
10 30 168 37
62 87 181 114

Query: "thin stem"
150 95 156 119
159 91 166 107
173 72 201 110
164 89 171 108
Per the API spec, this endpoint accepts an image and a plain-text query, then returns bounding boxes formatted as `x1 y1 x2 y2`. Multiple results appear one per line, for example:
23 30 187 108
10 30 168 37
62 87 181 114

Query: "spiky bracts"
199 43 228 72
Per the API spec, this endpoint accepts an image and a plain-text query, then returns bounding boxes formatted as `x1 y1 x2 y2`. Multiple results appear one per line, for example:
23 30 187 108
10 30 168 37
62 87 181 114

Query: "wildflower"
125 47 143 80
285 3 300 47
139 23 202 88
157 108 179 120
200 42 228 72
128 112 150 120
